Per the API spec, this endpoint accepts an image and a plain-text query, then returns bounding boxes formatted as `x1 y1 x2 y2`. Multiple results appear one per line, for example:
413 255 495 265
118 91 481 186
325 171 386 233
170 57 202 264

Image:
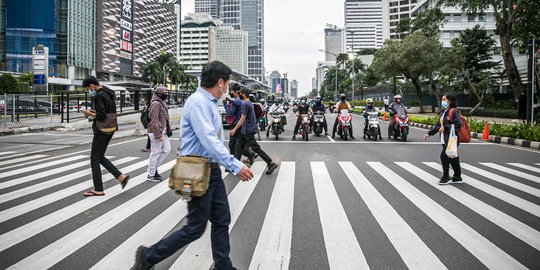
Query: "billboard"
119 0 133 76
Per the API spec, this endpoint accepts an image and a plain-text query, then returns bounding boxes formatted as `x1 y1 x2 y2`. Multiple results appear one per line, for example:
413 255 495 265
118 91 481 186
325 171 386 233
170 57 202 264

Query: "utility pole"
527 38 539 124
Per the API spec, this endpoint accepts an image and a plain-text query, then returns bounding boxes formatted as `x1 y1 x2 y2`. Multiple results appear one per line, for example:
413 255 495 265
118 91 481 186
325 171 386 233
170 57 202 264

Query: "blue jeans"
145 168 233 269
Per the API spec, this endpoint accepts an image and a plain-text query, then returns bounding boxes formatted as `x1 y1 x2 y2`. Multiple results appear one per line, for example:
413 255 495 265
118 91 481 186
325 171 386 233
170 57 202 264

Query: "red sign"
123 30 131 41
121 40 132 52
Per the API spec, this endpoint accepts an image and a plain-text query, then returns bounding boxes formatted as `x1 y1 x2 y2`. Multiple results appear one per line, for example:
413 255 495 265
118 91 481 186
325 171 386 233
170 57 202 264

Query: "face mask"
301 100 306 104
229 92 235 98
160 94 168 101
441 101 448 108
219 81 228 101
89 90 96 97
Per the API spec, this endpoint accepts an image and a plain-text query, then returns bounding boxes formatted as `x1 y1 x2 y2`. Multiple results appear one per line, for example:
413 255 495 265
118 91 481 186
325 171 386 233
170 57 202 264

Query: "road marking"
461 163 540 199
254 141 488 145
0 155 88 180
171 162 267 269
310 162 369 270
8 174 174 269
402 162 540 250
426 163 540 217
327 135 335 142
0 160 175 252
339 162 446 270
92 168 231 270
0 158 107 190
368 162 527 270
480 163 540 184
249 162 295 270
0 154 48 167
0 157 137 203
0 151 16 155
0 160 149 223
507 163 540 174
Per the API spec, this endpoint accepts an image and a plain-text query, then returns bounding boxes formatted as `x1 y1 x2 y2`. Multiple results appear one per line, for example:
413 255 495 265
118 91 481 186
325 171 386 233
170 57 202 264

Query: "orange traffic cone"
481 122 489 141
383 111 387 121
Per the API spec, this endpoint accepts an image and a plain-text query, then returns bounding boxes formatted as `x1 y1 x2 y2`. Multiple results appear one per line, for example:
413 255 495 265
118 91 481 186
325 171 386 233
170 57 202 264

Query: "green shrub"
460 109 518 119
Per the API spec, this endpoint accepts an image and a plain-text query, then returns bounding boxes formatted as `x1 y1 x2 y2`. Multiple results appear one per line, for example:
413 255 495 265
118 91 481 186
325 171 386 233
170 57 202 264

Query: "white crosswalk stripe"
480 162 540 184
0 158 538 269
368 162 527 270
0 151 17 156
310 162 369 270
0 154 48 167
508 163 540 174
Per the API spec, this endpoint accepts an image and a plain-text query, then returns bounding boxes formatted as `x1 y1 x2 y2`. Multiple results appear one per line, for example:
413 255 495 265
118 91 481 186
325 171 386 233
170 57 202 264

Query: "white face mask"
219 80 229 101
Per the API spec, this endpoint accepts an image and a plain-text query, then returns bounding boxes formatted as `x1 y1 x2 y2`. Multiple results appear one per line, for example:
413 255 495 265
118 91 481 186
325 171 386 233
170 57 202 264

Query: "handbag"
95 113 118 134
169 125 223 201
445 124 459 158
169 155 211 201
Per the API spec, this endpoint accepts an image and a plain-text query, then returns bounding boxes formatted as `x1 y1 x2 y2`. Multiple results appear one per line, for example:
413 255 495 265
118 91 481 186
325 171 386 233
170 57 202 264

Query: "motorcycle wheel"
371 127 378 141
343 127 349 141
303 125 309 141
401 128 408 142
393 128 399 140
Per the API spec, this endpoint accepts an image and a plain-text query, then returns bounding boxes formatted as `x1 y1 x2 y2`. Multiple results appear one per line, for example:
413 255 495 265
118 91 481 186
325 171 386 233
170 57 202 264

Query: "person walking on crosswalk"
424 94 463 185
145 86 172 182
81 76 130 196
134 61 254 270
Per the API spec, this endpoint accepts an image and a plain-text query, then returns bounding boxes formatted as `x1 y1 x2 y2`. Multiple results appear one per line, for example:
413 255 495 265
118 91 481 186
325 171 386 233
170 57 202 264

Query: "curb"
409 122 540 150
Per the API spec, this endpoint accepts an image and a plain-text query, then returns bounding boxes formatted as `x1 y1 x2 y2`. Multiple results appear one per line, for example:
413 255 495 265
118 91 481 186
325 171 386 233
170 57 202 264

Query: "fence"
0 89 184 133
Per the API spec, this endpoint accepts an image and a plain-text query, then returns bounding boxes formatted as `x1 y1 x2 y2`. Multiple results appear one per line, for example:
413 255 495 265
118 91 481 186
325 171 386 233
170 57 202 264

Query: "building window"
468 14 476 22
479 13 486 22
453 14 462 23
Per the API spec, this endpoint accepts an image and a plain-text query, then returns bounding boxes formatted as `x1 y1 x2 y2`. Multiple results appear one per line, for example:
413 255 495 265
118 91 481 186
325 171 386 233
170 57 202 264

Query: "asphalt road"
0 111 539 270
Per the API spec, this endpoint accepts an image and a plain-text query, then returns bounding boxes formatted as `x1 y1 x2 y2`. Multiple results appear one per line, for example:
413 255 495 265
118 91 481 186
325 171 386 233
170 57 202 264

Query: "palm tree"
140 60 164 86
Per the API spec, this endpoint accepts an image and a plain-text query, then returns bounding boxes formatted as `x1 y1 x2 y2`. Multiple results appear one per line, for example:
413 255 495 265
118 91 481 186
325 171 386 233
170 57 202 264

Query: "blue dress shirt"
179 87 244 175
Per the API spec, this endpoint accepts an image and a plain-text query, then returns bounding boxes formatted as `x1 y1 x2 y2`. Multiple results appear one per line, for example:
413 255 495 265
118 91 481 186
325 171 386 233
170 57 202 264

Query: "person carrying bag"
423 94 463 185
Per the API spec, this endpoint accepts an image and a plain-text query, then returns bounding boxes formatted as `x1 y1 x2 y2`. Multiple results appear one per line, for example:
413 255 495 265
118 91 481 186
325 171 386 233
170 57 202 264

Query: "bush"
460 108 518 119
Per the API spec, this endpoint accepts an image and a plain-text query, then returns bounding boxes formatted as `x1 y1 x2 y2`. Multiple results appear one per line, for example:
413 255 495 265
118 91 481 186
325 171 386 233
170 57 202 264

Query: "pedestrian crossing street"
0 153 539 269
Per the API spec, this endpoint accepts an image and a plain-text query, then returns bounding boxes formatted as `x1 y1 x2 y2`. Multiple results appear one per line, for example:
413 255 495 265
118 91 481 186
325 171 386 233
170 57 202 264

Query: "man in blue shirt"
134 61 253 270
230 88 279 175
224 82 243 156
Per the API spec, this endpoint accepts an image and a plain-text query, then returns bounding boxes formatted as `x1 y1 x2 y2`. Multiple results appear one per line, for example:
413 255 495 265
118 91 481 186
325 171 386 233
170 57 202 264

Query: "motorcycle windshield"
397 107 407 119
340 109 349 117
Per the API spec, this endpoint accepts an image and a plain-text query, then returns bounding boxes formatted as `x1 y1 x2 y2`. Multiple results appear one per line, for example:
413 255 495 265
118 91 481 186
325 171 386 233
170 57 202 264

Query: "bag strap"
449 108 455 124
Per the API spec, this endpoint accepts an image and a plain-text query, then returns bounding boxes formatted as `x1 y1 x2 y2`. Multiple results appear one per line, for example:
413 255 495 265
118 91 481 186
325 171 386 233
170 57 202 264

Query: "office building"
344 0 385 50
179 13 220 70
290 79 298 98
195 0 221 19
209 25 248 74
280 73 289 97
268 70 281 93
324 27 346 61
315 61 334 95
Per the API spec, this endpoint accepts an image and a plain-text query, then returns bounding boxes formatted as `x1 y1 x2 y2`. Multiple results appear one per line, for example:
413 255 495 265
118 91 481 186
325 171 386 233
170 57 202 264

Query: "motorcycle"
337 109 352 140
258 114 267 131
312 111 326 136
364 111 382 141
390 108 409 141
298 114 311 141
329 104 336 114
267 112 284 140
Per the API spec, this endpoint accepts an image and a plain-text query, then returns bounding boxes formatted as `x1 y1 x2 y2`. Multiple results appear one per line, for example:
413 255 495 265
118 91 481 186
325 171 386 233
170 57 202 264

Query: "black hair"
200 61 232 88
445 93 457 108
230 82 241 91
82 76 100 87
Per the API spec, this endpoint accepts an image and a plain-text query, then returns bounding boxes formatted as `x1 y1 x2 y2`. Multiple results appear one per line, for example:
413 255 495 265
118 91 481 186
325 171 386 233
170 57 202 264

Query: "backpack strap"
448 108 455 123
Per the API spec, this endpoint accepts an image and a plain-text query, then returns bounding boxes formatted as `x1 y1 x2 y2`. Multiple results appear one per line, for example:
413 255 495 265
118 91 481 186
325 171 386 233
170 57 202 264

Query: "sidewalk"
0 107 183 136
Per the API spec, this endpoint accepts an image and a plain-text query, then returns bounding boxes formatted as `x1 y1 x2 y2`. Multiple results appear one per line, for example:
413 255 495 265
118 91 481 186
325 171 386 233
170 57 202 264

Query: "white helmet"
366 98 373 103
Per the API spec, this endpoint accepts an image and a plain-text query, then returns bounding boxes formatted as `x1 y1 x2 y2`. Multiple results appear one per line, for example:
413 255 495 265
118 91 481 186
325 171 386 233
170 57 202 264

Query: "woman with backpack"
423 94 463 185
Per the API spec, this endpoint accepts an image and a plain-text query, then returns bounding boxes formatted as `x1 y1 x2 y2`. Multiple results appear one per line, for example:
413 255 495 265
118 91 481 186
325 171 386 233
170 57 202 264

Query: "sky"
181 0 344 97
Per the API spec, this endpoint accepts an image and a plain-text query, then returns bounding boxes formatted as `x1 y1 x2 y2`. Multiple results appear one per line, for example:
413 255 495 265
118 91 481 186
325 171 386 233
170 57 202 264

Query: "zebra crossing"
0 154 539 269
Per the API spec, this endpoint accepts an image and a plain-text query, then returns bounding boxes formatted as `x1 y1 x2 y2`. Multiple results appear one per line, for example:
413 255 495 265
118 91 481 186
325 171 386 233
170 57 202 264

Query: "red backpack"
449 108 471 143
225 103 236 126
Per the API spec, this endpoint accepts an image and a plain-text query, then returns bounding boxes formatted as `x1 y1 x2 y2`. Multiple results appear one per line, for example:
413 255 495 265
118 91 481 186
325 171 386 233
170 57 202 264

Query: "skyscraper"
220 0 264 82
269 70 281 93
195 0 221 19
324 27 346 61
179 13 220 70
344 0 385 50
290 79 298 98
210 25 248 74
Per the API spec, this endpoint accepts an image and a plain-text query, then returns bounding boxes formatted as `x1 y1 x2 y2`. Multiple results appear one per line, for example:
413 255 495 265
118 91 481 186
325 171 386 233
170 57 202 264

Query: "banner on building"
119 0 133 76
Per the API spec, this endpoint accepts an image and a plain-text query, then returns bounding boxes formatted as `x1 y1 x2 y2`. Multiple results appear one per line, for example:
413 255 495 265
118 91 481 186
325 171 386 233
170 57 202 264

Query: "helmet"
366 98 373 105
315 96 322 103
260 98 266 105
248 94 255 102
393 95 402 103
340 94 346 101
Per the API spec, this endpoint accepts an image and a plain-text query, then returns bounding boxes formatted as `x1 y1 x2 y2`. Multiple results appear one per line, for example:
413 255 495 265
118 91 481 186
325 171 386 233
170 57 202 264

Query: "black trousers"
440 144 461 178
228 129 240 156
145 135 151 149
234 133 272 165
91 132 122 191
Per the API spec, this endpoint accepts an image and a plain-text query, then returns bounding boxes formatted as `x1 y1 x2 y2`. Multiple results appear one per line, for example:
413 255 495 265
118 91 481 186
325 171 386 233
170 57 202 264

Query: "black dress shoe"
266 163 279 174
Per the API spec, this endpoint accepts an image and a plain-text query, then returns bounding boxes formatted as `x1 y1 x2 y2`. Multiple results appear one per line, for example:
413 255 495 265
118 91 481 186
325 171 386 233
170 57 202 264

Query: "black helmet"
340 94 346 101
315 96 322 104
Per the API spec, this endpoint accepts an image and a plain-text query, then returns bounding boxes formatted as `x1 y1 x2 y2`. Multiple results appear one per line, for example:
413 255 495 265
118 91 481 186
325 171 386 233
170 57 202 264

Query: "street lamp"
318 49 338 101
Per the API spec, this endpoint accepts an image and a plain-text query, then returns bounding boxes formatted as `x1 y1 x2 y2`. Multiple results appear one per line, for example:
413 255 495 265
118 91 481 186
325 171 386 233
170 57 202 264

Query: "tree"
397 8 445 39
0 73 19 94
437 0 540 104
18 72 33 87
364 66 384 87
452 25 501 113
140 60 164 86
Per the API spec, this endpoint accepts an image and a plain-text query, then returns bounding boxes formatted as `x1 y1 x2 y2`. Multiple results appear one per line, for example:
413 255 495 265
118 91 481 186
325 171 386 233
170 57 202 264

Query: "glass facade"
4 0 57 74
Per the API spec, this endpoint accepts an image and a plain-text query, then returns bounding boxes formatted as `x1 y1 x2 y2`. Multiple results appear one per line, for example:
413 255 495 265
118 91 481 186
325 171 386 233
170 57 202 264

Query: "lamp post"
318 49 338 101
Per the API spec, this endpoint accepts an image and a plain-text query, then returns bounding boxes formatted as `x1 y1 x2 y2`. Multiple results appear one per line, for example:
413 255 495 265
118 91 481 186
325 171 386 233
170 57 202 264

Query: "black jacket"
428 108 462 143
93 86 117 134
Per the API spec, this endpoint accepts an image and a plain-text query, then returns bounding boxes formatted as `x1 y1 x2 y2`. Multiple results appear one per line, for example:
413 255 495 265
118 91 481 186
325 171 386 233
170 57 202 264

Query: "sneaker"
249 152 257 166
438 176 452 185
140 148 151 152
451 176 464 184
134 246 153 270
146 175 162 182
325 132 328 136
292 135 296 140
266 162 279 175
154 171 161 179
350 135 355 139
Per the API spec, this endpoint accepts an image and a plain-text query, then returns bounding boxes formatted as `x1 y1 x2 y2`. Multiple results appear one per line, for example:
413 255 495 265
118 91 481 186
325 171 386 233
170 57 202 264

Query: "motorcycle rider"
363 98 381 139
311 96 328 135
292 96 313 140
388 94 407 139
267 99 286 136
332 94 354 139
